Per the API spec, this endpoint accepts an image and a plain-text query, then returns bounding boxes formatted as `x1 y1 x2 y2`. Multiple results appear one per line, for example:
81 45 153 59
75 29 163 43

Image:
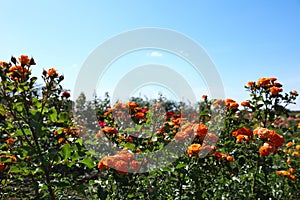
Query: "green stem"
251 159 260 198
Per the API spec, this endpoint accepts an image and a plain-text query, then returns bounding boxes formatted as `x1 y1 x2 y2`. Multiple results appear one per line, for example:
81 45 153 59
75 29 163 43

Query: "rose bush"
1 56 299 199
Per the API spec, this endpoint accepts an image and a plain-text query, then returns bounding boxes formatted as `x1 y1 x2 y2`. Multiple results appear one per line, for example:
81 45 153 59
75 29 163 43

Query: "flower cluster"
225 98 239 110
1 55 36 82
232 127 253 143
214 152 234 162
185 123 219 157
0 155 18 171
254 127 284 156
98 149 141 174
246 77 284 97
276 168 296 181
174 122 194 141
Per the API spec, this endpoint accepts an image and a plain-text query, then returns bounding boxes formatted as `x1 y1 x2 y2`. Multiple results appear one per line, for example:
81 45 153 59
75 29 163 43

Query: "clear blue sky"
1 0 300 109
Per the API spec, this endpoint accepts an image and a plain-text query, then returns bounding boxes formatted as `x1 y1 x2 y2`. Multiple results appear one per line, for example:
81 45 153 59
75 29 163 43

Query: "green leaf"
80 157 95 169
123 142 136 150
9 165 21 173
30 109 41 121
75 138 83 146
0 104 5 116
60 143 71 160
58 112 70 123
48 107 57 122
176 162 187 169
124 127 136 133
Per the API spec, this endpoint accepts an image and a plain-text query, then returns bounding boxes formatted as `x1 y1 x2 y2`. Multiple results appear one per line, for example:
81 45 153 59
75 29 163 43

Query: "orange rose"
226 99 239 109
259 142 276 156
102 126 117 135
241 101 250 107
95 132 103 139
253 127 270 139
269 77 277 82
292 151 300 157
193 124 208 140
0 162 5 171
236 135 249 143
276 170 296 181
273 82 282 87
174 131 189 141
289 175 296 181
285 142 295 148
257 77 271 87
289 167 295 174
127 102 137 108
268 131 284 147
134 112 145 119
202 95 207 99
130 160 141 171
276 170 289 176
269 86 282 96
214 151 227 159
213 99 225 109
6 138 15 144
19 55 30 65
291 90 298 95
246 81 255 87
225 98 235 105
58 138 65 144
296 145 300 151
98 156 114 170
226 156 234 162
232 127 253 137
118 152 135 162
114 160 128 174
136 148 141 153
47 68 58 77
203 133 219 145
187 143 201 155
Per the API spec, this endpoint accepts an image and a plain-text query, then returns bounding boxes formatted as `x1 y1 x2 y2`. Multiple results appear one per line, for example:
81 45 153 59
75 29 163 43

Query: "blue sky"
1 0 300 109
